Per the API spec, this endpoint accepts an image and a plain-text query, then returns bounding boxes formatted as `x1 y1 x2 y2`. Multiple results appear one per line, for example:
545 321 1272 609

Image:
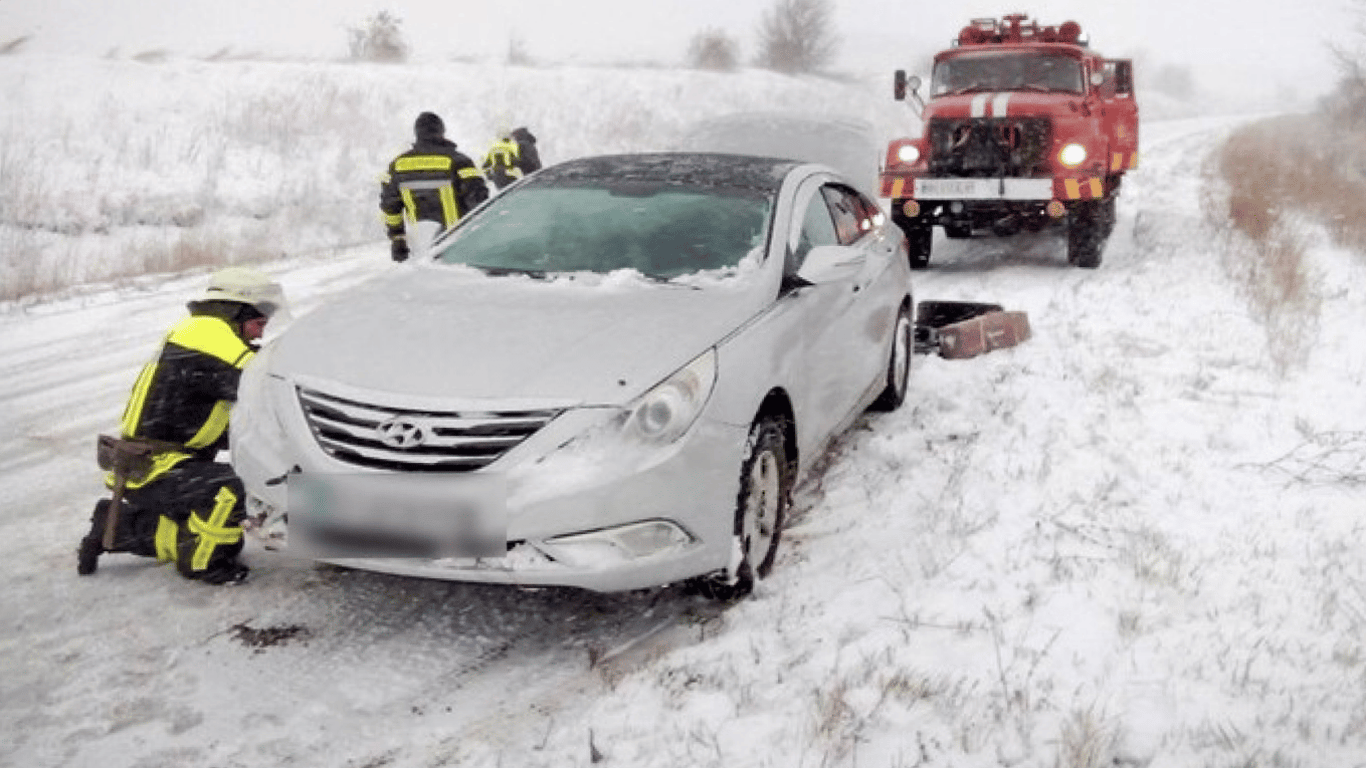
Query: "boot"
76 500 110 575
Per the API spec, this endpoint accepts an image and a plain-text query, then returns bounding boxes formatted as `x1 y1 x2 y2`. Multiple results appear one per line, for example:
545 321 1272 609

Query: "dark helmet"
414 112 445 140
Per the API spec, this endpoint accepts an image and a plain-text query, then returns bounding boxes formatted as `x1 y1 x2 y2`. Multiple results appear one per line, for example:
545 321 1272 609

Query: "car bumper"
231 376 747 593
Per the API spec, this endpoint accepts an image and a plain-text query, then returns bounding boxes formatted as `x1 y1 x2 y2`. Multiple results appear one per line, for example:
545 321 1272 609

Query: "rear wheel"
870 305 912 412
692 418 790 601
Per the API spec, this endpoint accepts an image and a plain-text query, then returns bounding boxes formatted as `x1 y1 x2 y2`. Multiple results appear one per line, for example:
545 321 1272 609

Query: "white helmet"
198 267 286 319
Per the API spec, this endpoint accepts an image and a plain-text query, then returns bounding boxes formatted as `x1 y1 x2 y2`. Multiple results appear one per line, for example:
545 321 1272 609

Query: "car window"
821 184 882 246
436 184 772 279
850 189 885 235
790 187 841 269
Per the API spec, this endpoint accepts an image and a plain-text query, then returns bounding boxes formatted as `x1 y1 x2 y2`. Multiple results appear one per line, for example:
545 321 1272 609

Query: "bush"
687 28 740 72
754 0 837 75
347 11 409 63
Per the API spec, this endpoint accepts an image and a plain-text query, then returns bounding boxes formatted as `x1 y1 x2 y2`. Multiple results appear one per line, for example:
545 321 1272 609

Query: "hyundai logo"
376 417 430 449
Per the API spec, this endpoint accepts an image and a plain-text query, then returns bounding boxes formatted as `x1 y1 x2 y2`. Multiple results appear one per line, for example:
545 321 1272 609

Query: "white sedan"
231 151 913 598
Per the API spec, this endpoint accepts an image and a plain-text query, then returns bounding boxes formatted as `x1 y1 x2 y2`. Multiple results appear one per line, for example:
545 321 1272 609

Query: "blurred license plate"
914 178 996 198
287 473 506 559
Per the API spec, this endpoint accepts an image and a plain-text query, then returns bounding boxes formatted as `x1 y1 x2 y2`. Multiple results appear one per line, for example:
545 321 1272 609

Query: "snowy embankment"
2 56 1364 768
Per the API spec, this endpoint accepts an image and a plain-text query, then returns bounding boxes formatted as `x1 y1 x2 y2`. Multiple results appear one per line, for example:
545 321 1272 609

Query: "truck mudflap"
914 300 1031 360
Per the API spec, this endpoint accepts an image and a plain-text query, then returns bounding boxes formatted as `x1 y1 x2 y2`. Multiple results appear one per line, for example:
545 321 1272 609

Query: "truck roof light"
955 15 1084 47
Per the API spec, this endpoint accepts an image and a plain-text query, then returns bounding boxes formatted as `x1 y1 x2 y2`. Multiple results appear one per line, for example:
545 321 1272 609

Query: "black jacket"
380 136 489 239
116 303 256 487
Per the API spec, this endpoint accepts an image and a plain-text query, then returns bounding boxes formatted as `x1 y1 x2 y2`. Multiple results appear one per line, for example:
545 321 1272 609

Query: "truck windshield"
931 52 1084 95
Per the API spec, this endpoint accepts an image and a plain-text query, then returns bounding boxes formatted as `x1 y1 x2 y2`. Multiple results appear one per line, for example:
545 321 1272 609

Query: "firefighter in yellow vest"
78 268 287 584
379 112 489 262
482 126 542 190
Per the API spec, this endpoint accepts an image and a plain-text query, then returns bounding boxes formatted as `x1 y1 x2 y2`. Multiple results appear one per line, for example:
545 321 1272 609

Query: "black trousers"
97 460 246 579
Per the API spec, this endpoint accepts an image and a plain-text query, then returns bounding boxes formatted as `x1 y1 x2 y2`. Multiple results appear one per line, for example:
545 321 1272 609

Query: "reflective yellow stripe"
457 167 482 180
185 401 231 450
395 155 453 172
1063 178 1081 199
155 516 179 562
1088 178 1103 197
1129 151 1140 169
188 485 242 571
166 316 255 370
119 360 159 436
383 212 404 228
440 185 459 223
110 451 192 490
1110 152 1123 172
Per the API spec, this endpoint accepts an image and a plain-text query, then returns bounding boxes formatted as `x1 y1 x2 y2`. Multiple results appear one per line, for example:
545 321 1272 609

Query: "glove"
390 238 409 262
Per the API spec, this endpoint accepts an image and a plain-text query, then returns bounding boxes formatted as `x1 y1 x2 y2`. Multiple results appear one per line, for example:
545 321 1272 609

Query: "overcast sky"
2 0 1360 101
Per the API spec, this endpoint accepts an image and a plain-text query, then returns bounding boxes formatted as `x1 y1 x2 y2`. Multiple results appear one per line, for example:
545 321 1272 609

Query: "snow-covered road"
4 114 1366 768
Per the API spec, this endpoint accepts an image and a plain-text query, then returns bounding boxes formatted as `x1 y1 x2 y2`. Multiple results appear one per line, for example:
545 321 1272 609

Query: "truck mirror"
894 70 908 100
1113 60 1133 95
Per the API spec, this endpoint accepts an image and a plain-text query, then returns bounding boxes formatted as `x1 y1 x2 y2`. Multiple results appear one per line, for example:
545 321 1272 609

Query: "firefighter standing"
379 112 489 262
78 267 287 585
482 126 543 191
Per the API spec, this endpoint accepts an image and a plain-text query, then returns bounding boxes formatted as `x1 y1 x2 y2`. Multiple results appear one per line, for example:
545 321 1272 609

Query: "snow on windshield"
435 184 772 281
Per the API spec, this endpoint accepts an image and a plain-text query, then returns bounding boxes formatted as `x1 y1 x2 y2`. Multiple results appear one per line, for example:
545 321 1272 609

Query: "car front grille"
927 116 1051 178
296 387 560 472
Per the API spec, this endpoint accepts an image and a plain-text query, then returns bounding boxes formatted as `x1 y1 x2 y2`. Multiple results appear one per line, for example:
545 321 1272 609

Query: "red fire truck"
881 14 1138 268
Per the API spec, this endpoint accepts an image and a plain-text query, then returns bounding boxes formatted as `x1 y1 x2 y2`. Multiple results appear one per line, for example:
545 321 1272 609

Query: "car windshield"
434 182 774 280
931 52 1084 95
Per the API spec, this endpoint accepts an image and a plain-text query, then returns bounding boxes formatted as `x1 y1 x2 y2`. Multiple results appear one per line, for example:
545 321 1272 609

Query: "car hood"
266 268 770 406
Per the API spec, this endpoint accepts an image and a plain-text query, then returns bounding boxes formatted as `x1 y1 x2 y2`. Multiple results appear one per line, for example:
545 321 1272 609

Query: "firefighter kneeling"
78 267 287 585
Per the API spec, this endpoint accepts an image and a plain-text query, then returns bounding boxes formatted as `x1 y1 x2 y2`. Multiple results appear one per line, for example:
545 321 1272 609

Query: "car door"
821 183 906 405
783 176 879 450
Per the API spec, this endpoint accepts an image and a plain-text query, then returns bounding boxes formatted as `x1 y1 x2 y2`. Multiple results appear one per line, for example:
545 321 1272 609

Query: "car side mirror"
796 245 864 284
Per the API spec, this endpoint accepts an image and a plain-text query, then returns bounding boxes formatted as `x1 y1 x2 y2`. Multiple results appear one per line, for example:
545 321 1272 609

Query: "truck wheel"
900 219 933 269
870 305 912 412
691 417 790 601
944 224 972 239
1067 200 1106 269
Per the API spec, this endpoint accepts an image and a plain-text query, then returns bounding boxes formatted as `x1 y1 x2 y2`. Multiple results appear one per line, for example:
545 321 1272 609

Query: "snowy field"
2 55 1365 768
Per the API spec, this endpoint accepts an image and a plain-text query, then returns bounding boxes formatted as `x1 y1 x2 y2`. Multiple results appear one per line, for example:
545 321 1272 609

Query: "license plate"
287 473 507 559
915 178 994 198
913 177 1053 200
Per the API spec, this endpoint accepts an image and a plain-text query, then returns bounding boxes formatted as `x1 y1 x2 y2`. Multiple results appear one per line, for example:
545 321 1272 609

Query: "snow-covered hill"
2 56 1364 768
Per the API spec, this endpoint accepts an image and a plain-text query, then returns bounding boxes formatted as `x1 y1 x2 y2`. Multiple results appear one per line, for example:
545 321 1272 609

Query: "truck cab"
881 15 1138 268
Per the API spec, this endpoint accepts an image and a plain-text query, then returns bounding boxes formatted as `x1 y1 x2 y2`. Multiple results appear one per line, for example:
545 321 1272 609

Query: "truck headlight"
1058 143 1088 168
896 144 921 164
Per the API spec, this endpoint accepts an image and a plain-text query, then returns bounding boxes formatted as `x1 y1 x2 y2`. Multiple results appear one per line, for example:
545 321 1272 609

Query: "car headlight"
1058 142 1088 168
625 349 717 445
896 144 921 164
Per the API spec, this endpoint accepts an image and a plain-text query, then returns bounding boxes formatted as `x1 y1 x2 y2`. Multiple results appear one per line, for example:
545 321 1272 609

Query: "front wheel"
869 305 913 412
691 418 790 601
1066 199 1111 269
894 213 933 270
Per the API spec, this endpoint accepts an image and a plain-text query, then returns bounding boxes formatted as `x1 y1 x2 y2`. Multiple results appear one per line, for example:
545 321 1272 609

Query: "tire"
870 305 913 412
944 224 972 239
894 214 933 270
1066 200 1107 269
692 418 790 601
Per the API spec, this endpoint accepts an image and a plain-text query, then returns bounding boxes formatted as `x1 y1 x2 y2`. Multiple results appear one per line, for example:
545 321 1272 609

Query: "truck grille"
296 387 560 473
927 117 1051 178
